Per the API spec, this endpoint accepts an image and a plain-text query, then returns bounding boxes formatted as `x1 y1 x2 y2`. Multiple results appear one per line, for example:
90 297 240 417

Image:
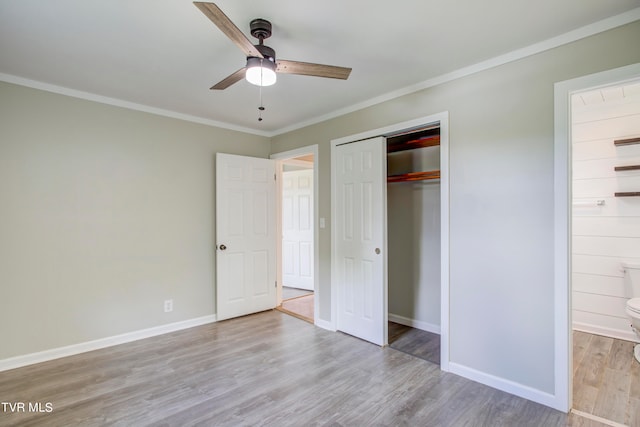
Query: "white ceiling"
1 1 639 136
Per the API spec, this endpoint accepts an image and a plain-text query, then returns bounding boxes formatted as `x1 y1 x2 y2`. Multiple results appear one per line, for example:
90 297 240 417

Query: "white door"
282 169 314 291
334 137 387 346
216 153 277 321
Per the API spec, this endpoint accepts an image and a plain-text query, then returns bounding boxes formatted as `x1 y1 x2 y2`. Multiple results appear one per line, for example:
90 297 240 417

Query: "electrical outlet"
164 299 173 313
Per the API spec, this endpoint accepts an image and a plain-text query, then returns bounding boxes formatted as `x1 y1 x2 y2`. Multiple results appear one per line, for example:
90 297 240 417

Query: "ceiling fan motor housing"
254 44 276 62
249 18 275 63
250 18 272 41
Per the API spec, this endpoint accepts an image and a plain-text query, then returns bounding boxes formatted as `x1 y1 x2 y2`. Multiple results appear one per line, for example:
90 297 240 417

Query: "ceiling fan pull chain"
258 80 265 122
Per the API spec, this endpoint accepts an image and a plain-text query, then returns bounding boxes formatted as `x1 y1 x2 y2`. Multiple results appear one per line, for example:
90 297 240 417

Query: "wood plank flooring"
388 322 441 365
277 294 314 323
572 330 640 426
0 311 613 426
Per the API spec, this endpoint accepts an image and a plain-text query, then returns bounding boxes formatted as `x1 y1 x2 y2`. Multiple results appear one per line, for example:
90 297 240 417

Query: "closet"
386 126 442 362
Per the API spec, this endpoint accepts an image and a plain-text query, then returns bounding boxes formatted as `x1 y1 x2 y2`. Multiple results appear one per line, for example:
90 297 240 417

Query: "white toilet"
623 262 640 363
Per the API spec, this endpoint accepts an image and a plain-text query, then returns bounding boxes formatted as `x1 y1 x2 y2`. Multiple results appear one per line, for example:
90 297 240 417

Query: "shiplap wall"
572 82 640 342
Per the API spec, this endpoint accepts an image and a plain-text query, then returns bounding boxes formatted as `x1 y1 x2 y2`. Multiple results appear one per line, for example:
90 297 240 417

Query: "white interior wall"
388 146 441 332
572 81 640 342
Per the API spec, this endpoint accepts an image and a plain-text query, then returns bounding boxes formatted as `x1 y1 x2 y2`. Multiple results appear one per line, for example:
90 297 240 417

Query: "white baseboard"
448 362 563 411
573 321 639 343
315 318 336 332
388 313 440 334
0 315 217 372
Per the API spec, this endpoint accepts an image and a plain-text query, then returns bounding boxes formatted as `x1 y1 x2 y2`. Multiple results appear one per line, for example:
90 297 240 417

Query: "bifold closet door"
334 136 387 346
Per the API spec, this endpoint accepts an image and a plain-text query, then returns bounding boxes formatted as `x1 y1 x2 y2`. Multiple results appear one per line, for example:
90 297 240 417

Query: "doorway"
569 79 640 425
330 112 450 370
386 126 442 366
554 62 640 413
271 146 319 325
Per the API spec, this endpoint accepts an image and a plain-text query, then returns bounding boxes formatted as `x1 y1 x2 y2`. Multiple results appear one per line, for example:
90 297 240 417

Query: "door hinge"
274 173 277 181
275 281 277 288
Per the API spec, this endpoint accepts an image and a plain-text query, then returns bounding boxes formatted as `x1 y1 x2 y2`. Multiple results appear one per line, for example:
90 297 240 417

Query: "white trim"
0 315 216 372
0 73 271 138
554 62 640 413
554 76 572 414
439 113 451 372
573 322 639 343
571 409 629 427
270 145 320 327
330 111 450 368
273 8 640 136
330 141 339 332
315 318 336 332
448 362 561 410
281 159 313 169
388 313 440 334
332 115 445 146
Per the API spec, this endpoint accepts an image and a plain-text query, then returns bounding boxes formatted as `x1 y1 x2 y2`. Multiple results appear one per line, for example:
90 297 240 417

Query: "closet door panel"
334 137 387 346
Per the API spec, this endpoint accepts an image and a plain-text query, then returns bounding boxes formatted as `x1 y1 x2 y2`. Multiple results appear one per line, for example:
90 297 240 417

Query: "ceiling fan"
194 2 352 90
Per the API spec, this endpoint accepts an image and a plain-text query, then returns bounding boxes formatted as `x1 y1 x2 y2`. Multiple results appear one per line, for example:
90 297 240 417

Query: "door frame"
271 145 319 325
554 62 640 412
330 111 450 370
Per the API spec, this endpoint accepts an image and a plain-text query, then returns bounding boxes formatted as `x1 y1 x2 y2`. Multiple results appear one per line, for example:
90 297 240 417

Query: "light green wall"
0 82 270 359
271 21 640 394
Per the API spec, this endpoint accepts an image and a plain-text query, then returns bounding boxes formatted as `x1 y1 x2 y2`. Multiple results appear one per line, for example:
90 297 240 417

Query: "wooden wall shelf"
614 165 640 172
615 192 640 197
387 135 440 153
614 137 640 146
387 170 440 183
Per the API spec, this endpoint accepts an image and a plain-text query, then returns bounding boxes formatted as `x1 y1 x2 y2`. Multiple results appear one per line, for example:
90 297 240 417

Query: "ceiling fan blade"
276 60 351 80
194 2 263 59
210 67 246 90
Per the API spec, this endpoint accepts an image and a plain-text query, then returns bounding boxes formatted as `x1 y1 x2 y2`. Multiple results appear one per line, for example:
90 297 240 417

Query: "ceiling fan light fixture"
245 57 277 87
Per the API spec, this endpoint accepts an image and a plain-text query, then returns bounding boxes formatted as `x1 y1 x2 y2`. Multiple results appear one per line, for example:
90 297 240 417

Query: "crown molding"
0 73 272 137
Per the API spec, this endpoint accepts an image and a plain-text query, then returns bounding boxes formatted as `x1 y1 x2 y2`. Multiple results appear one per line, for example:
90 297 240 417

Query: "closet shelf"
387 170 440 183
615 165 640 171
615 192 640 197
614 137 640 146
387 135 440 153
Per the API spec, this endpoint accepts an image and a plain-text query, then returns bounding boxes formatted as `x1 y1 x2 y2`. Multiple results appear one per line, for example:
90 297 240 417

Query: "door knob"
219 244 227 251
375 248 380 254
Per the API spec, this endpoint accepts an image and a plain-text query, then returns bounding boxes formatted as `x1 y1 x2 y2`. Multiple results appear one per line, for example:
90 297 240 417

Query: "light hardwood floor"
388 322 441 365
277 294 314 323
573 330 640 426
0 311 614 426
